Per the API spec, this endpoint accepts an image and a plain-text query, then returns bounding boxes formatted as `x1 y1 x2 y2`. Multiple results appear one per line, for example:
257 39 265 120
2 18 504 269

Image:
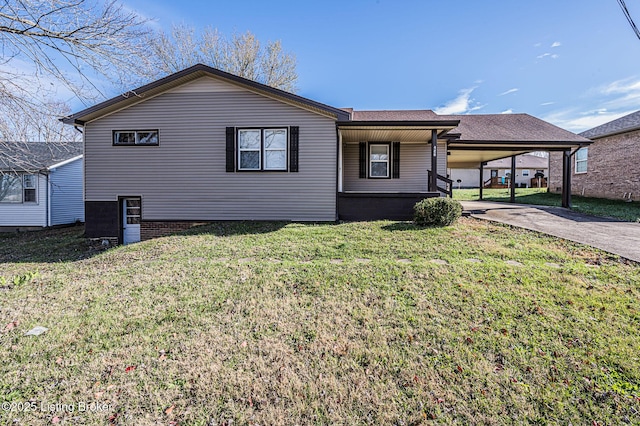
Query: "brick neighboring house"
549 110 640 200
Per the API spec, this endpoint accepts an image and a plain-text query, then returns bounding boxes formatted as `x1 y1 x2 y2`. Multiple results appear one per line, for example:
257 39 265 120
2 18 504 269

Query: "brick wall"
549 129 640 200
140 221 208 240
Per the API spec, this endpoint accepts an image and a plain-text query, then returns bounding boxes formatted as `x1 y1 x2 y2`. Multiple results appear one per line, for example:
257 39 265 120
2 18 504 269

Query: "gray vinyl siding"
343 141 446 192
0 174 47 227
50 158 84 225
84 88 337 221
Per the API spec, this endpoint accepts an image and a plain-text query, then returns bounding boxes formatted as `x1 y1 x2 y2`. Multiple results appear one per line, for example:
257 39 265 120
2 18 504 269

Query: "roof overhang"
337 120 460 142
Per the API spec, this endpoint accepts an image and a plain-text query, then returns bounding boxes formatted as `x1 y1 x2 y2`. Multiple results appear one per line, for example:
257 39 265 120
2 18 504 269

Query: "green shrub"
414 197 462 226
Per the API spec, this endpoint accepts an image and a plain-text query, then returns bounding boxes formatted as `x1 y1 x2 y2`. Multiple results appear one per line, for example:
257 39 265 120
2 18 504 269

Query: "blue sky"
120 0 640 133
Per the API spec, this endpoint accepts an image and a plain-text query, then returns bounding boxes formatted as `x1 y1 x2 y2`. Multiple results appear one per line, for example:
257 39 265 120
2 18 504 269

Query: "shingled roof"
440 113 589 143
579 110 640 139
0 142 83 172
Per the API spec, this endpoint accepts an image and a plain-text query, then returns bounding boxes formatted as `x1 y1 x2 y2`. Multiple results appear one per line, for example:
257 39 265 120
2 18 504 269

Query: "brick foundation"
141 221 209 240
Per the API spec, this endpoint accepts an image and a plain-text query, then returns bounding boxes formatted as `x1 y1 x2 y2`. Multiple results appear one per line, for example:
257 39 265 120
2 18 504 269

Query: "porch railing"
427 170 453 198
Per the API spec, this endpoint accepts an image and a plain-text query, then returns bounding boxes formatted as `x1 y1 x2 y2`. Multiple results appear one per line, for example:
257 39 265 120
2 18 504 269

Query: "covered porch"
336 117 459 220
334 111 591 221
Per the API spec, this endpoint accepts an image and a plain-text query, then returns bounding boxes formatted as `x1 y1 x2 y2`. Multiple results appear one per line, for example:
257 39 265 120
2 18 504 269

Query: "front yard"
1 220 639 425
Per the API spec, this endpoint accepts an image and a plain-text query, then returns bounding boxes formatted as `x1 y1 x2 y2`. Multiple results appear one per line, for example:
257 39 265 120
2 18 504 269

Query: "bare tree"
146 25 298 93
0 0 151 102
0 0 151 168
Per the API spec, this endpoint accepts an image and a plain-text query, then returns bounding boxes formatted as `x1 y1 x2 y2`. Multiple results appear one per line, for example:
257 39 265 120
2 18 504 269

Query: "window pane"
371 162 388 177
240 151 260 169
0 174 22 202
127 216 140 224
265 150 286 169
239 130 261 149
23 174 36 188
115 132 135 144
370 145 388 161
127 199 141 208
137 131 158 145
576 161 587 173
24 189 36 202
264 129 287 149
576 148 588 161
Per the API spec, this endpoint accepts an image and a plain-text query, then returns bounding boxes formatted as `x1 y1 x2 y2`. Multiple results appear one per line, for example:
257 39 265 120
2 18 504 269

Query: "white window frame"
575 147 588 174
522 169 530 177
23 174 37 203
113 130 159 146
237 129 262 171
263 129 288 171
237 128 288 171
369 143 390 178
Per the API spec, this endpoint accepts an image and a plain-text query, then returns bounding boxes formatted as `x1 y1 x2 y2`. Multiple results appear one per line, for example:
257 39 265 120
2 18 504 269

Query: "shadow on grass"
0 221 292 264
0 224 103 264
179 221 290 237
379 222 452 232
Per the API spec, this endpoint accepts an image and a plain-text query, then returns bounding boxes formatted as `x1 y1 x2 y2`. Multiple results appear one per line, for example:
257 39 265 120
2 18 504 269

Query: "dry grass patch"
0 219 639 425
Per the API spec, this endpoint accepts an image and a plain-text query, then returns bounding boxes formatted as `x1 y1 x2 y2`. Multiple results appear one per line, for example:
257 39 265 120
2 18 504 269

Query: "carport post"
479 162 485 200
430 129 438 192
510 155 516 203
562 149 572 208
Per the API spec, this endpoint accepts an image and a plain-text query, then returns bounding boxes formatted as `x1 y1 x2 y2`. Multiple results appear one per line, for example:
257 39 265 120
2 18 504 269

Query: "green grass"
1 221 639 425
454 188 640 222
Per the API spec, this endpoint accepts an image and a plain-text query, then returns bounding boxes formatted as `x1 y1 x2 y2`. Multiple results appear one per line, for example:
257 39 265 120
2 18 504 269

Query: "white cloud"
501 109 513 114
534 42 542 47
499 88 518 96
542 76 640 132
551 41 561 48
434 87 485 115
543 108 634 133
537 53 559 60
540 101 555 106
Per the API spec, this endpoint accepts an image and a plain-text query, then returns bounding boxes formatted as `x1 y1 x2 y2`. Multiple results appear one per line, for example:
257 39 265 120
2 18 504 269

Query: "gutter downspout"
46 172 51 227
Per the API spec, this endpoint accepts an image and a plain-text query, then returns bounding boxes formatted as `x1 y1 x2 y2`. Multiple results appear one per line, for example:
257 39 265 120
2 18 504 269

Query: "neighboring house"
449 153 549 188
62 64 589 244
0 142 84 230
549 110 640 200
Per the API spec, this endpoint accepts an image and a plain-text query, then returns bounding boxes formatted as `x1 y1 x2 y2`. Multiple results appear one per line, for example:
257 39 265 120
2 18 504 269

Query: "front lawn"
1 221 639 425
454 188 640 222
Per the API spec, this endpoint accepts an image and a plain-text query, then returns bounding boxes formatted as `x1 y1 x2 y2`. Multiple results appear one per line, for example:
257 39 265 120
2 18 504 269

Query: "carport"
442 114 592 207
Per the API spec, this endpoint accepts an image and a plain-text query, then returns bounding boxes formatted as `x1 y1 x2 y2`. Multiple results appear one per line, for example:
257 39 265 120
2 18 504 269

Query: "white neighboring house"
0 142 84 230
448 153 549 188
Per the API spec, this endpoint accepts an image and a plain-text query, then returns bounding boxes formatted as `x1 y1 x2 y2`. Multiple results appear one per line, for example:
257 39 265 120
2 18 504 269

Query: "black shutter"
359 142 367 178
225 127 235 172
289 126 299 172
392 141 400 179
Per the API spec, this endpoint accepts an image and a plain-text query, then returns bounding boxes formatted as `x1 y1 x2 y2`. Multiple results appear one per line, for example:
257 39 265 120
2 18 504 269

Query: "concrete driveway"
461 201 640 263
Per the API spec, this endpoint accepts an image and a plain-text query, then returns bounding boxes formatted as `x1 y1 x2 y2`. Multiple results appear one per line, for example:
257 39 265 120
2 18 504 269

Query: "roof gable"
0 142 83 172
63 64 350 125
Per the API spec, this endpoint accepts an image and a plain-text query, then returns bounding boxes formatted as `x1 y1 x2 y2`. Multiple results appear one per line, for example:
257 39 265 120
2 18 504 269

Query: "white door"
122 198 141 244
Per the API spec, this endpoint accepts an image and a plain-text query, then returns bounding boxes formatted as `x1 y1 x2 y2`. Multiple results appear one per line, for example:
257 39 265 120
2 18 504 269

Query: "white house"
448 153 549 189
0 142 84 230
